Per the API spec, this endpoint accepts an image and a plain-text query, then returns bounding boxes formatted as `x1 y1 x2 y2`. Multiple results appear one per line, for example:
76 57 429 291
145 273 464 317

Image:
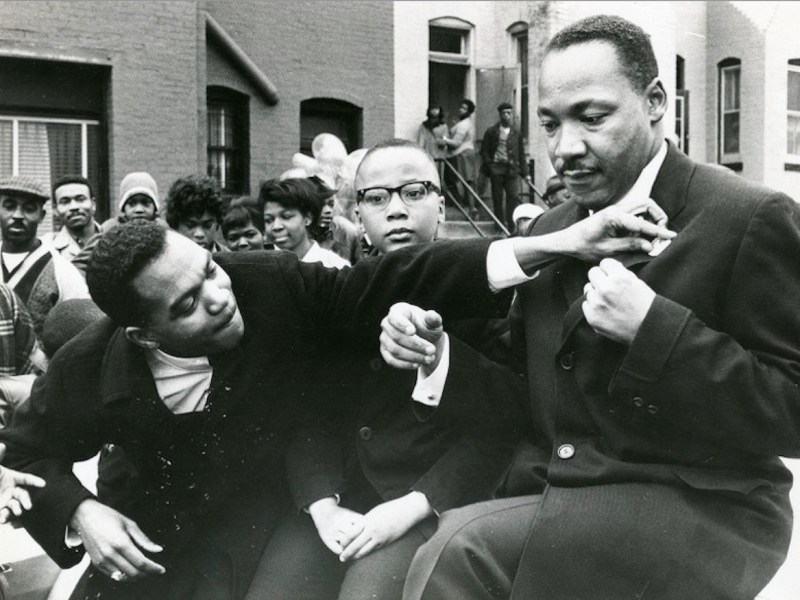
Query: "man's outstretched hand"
0 442 46 523
561 201 675 263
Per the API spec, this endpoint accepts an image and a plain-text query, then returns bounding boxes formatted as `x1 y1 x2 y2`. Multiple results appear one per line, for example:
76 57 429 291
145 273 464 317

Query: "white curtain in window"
17 122 54 235
0 121 12 176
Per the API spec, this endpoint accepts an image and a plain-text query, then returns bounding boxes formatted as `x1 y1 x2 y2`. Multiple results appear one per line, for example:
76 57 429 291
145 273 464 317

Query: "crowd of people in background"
0 12 799 600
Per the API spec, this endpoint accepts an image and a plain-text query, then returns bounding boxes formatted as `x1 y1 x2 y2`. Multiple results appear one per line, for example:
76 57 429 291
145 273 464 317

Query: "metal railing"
441 159 510 237
440 160 549 238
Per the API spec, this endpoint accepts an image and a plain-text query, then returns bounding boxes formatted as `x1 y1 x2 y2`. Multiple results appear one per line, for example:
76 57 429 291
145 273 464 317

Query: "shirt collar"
616 140 668 207
53 221 101 249
301 241 322 263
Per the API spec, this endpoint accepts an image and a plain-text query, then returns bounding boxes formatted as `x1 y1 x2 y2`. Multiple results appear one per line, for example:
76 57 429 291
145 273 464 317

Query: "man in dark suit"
388 14 800 600
480 102 532 231
0 221 509 600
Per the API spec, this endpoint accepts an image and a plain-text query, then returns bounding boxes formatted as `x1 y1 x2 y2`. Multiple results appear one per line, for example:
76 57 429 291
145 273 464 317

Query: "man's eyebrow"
168 253 211 316
537 99 614 117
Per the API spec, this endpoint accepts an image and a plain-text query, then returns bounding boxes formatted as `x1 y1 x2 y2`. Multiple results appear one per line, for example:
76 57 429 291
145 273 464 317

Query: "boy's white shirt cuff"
412 334 450 407
487 239 538 291
65 526 82 548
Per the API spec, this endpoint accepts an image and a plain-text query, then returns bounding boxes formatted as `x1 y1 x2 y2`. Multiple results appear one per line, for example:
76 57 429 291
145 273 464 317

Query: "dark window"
0 57 108 226
429 26 465 54
675 56 689 154
299 98 362 156
515 29 529 140
207 86 249 197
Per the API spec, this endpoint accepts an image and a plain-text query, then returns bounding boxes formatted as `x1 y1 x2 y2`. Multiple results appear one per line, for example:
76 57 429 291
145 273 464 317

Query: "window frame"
719 62 741 165
206 86 249 197
509 22 529 143
428 18 471 66
787 63 800 165
0 114 99 178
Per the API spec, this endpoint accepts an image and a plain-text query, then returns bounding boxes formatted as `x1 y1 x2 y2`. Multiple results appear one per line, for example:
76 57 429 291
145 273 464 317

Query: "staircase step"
439 220 505 239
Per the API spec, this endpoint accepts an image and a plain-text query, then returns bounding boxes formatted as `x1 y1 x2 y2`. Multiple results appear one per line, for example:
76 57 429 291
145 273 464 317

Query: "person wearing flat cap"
0 175 89 336
541 174 573 209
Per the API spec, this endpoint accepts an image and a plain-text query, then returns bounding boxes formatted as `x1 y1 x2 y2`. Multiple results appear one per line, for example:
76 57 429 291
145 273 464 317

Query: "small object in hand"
634 204 673 257
110 570 127 582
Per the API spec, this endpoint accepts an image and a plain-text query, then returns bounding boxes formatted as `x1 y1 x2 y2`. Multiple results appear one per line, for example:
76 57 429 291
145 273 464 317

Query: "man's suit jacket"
470 143 800 598
0 241 509 598
479 122 528 177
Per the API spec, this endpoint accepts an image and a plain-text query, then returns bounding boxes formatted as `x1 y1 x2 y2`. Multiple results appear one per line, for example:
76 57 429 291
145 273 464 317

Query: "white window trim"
675 94 686 152
787 65 800 164
428 21 470 65
719 65 741 164
0 114 99 177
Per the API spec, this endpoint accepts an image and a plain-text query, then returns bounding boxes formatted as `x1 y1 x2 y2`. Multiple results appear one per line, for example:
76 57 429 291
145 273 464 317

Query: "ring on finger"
110 570 127 582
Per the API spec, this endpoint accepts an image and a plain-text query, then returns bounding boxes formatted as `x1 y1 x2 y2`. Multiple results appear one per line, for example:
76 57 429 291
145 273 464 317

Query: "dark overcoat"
503 143 800 598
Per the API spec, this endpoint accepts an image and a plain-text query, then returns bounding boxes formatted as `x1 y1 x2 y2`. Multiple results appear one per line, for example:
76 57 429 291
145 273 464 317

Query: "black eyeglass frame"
356 180 441 209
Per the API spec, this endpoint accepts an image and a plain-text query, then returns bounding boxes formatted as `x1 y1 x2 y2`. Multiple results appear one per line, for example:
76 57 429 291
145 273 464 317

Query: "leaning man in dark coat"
0 220 510 600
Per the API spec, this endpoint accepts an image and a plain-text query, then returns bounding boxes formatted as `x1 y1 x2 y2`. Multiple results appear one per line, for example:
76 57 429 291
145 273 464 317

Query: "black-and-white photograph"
0 1 799 599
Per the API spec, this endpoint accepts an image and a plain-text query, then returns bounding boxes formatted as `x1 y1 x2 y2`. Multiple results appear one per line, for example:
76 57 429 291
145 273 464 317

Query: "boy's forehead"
357 147 439 186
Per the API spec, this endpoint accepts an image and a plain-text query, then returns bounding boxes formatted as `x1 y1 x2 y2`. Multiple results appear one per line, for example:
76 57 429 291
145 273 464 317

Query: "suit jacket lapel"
544 142 695 346
531 202 590 343
650 141 693 225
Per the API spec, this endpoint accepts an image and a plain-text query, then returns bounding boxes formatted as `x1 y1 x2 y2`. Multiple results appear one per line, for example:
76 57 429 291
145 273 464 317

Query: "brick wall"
0 0 395 217
204 0 395 189
0 1 200 218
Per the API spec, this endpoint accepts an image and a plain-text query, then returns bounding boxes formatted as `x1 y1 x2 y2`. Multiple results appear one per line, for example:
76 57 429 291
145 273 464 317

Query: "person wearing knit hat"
73 172 165 275
117 172 160 224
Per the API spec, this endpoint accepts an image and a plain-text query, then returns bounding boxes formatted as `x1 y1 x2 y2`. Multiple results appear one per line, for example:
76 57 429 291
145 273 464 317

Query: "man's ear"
437 195 445 224
125 326 160 350
645 78 668 124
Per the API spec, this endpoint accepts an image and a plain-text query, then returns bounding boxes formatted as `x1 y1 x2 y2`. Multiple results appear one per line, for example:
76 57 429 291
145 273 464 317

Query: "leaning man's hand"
70 498 167 582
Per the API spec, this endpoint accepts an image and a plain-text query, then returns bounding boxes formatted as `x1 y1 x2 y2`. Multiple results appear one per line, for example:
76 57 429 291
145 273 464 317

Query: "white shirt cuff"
487 239 538 291
65 526 82 548
412 334 450 407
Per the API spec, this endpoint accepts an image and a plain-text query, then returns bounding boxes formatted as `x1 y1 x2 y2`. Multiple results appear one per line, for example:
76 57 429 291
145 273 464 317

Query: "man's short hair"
258 178 329 223
461 99 476 116
546 15 658 93
222 197 265 236
52 174 93 200
87 221 168 327
165 175 224 228
355 138 438 184
497 102 513 112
